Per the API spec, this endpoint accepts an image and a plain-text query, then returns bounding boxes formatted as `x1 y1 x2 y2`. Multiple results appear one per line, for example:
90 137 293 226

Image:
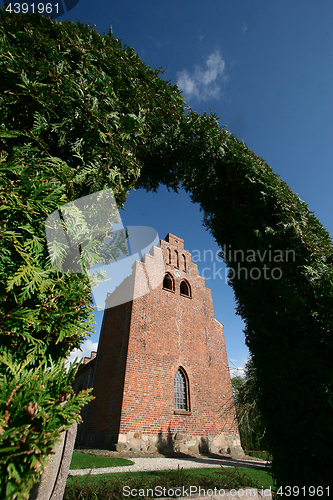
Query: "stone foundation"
114 431 244 458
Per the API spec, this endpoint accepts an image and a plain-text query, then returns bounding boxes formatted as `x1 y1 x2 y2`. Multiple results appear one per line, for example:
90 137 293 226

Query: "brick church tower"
74 233 243 456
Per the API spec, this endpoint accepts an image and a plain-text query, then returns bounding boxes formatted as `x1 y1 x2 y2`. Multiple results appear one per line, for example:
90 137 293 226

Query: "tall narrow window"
175 250 179 268
182 254 186 272
174 368 189 411
167 247 171 265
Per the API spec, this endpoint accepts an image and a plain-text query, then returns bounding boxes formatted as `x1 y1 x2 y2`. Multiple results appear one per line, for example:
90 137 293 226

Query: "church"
73 233 243 456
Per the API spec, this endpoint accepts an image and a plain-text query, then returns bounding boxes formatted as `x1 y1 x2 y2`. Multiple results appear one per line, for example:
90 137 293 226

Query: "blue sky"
61 1 333 376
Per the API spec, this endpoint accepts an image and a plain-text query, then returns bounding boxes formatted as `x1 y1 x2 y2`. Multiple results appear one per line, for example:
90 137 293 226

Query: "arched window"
167 247 171 265
182 254 186 272
180 280 191 297
174 368 189 411
163 273 174 291
174 250 179 268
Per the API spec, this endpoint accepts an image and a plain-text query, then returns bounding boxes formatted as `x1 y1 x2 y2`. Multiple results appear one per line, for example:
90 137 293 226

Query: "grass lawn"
236 467 273 489
70 451 135 469
65 465 274 499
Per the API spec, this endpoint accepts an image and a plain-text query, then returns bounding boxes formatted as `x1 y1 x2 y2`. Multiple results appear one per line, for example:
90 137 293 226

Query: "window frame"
174 249 179 268
180 279 191 298
167 247 171 265
174 367 191 415
163 272 175 292
182 254 186 272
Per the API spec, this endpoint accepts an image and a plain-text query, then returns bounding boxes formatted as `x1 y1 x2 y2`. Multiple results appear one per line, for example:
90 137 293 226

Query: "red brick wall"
118 234 238 437
84 301 133 446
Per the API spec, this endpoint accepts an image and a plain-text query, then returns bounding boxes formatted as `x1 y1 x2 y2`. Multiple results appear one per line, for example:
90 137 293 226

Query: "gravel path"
68 455 269 476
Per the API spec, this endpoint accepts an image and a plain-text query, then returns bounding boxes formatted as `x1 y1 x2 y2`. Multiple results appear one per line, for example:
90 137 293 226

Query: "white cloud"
66 339 98 369
176 50 227 102
229 357 249 378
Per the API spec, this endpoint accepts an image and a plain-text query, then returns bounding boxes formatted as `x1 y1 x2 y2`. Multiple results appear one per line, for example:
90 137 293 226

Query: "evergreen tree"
0 10 184 498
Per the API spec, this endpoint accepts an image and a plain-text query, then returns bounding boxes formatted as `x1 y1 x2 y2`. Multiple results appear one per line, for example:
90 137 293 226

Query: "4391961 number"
276 486 330 497
5 3 59 14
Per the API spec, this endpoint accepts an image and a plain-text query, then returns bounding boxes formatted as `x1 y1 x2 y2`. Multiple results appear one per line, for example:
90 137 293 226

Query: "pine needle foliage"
0 10 184 498
0 138 96 499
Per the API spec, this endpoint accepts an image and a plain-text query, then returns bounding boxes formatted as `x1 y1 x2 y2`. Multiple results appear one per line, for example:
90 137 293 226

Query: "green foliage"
245 450 272 461
0 10 185 498
138 111 333 493
0 353 92 499
0 9 184 205
231 359 268 452
0 139 95 498
0 142 95 361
